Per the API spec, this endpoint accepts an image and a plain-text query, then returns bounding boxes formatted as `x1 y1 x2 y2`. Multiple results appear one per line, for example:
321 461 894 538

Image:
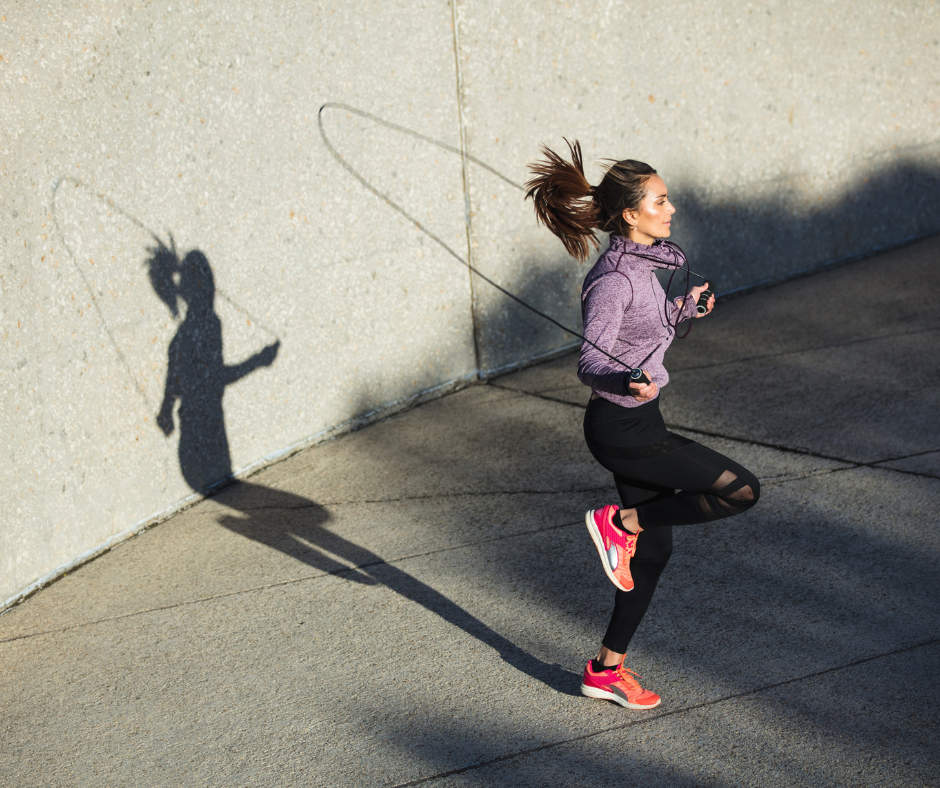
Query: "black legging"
583 395 760 654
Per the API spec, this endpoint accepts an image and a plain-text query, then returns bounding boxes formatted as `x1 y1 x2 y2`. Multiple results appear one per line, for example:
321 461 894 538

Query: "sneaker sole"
580 682 662 710
584 510 633 593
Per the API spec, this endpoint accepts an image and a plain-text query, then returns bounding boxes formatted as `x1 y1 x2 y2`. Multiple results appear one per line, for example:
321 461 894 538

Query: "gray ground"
2 237 939 788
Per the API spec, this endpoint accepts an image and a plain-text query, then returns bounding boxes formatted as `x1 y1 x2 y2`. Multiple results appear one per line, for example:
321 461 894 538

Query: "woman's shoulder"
586 237 646 281
582 251 634 301
586 255 627 282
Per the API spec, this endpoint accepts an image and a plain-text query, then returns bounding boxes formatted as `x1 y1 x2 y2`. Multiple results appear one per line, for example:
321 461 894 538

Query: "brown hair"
525 139 657 262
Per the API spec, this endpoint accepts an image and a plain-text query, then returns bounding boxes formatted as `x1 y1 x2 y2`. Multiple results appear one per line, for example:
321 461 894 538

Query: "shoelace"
623 529 641 557
615 664 642 689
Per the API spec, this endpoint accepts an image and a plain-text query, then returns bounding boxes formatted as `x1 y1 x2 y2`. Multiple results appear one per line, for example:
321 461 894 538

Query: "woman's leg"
596 481 675 665
581 478 673 710
599 527 673 662
581 399 761 683
593 442 761 663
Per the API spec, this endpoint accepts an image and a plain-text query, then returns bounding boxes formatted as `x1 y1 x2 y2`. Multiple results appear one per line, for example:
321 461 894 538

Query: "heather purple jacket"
578 234 697 408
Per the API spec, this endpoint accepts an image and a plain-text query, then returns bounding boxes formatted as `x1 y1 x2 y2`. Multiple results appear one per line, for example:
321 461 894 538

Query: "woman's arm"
156 336 181 436
222 340 280 385
577 272 639 396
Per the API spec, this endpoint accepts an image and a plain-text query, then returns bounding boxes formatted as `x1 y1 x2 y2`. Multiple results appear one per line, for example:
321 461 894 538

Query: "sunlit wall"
2 1 938 606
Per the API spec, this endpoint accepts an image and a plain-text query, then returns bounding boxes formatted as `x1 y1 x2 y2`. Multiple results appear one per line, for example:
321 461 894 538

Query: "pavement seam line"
759 467 857 488
214 485 613 512
389 636 940 788
0 517 587 645
489 383 940 480
487 383 588 410
11 431 929 641
667 325 940 374
4 458 828 639
668 425 940 480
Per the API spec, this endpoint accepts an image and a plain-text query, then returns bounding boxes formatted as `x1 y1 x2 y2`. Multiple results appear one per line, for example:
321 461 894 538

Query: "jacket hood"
607 234 685 270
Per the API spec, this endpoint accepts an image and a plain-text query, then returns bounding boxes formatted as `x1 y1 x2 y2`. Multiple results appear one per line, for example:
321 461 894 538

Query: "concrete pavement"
2 237 939 787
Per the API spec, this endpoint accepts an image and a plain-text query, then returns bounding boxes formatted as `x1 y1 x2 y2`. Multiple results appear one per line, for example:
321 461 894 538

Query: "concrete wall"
3 0 939 608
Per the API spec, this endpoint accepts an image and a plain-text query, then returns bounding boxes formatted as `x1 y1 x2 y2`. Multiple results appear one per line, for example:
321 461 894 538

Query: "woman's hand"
259 339 280 366
156 403 175 436
690 282 715 317
628 372 658 402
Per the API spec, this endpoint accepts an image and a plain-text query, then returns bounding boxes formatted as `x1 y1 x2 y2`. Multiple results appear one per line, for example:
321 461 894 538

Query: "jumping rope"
318 103 711 385
53 113 711 399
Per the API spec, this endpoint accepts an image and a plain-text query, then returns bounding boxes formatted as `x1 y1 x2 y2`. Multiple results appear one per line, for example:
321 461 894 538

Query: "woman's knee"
739 471 761 507
724 472 760 515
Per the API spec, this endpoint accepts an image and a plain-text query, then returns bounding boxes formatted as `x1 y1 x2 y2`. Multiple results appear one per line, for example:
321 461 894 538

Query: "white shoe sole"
584 509 631 592
580 683 662 710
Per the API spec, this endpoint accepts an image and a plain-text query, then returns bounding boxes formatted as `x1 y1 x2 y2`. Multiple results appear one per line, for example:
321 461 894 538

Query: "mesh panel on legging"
603 442 760 529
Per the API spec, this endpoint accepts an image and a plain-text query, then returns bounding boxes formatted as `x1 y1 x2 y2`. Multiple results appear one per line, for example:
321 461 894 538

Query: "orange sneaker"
585 505 641 592
580 660 661 709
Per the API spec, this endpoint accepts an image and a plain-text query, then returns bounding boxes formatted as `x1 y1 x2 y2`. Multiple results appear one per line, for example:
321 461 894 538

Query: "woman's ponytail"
525 139 600 262
526 139 657 262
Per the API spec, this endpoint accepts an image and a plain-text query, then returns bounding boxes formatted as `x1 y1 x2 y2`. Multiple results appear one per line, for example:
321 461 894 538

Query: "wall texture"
2 0 939 607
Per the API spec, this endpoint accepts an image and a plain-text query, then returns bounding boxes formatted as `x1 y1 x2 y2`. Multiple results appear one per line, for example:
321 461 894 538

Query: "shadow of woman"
148 241 279 492
213 481 579 694
147 238 577 694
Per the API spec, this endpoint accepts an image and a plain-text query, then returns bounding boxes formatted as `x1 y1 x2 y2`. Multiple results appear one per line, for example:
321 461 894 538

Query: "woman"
526 141 760 710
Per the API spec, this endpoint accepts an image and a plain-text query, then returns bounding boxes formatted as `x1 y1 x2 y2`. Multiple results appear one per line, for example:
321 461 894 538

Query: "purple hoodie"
578 234 698 408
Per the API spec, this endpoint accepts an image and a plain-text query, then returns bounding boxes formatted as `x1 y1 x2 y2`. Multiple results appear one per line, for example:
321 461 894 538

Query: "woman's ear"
621 208 637 229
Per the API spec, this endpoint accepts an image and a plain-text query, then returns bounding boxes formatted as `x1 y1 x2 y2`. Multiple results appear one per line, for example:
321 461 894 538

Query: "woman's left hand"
690 283 715 318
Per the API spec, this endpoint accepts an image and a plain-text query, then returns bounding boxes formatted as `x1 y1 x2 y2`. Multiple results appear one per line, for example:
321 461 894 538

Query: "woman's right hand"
690 282 715 317
628 371 658 402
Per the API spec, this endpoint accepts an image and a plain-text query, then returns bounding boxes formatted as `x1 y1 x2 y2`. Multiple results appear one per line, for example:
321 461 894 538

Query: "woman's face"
623 175 675 245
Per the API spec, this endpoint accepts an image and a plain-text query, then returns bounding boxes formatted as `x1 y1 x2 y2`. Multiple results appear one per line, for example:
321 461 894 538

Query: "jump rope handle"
696 289 714 315
628 286 711 386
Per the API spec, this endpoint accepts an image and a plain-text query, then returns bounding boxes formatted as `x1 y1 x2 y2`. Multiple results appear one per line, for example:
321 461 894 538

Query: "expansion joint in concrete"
0 516 586 646
668 325 940 375
448 0 482 376
489 383 940 482
230 485 612 511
